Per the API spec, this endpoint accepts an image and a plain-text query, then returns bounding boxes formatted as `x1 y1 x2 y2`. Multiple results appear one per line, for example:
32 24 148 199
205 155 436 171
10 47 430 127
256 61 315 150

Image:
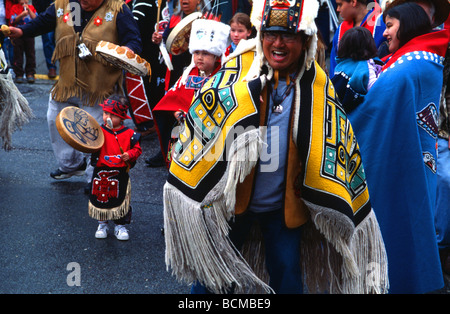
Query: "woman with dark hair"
383 2 432 53
331 27 383 112
347 2 450 293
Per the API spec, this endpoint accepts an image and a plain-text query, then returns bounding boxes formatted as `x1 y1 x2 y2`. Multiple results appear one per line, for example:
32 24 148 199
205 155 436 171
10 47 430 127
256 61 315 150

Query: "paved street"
0 39 188 294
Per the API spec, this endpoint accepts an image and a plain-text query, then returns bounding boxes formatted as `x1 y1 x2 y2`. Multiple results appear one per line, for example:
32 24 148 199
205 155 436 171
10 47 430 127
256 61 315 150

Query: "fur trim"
189 19 230 57
298 0 319 35
0 72 33 150
250 0 266 31
222 38 258 65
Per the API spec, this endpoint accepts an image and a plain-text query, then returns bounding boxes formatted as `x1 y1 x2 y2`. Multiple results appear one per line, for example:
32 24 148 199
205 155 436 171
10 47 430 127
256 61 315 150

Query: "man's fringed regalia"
163 0 388 294
52 0 125 107
0 41 33 150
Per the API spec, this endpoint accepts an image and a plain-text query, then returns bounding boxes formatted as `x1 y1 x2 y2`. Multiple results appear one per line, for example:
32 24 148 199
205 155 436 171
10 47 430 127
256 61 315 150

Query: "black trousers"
12 37 36 77
113 206 132 225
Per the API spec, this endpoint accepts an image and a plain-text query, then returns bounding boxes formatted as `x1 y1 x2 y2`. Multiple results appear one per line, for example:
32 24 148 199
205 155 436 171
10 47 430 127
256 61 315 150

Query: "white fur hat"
189 19 231 57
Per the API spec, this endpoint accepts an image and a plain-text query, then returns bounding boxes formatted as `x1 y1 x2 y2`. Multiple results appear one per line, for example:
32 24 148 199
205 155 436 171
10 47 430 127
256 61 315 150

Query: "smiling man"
163 0 388 295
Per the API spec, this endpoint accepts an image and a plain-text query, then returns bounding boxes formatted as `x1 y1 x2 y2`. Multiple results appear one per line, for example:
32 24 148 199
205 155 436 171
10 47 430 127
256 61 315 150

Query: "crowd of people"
1 0 450 294
0 0 56 82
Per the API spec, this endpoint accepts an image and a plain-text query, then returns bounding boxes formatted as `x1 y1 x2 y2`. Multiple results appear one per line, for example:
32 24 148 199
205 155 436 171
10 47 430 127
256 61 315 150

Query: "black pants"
114 206 132 225
12 37 36 77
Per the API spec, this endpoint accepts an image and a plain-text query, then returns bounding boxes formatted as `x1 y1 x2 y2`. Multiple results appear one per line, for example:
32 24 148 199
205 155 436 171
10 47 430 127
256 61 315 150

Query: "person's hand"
152 32 162 45
121 152 130 162
6 26 23 38
19 5 29 17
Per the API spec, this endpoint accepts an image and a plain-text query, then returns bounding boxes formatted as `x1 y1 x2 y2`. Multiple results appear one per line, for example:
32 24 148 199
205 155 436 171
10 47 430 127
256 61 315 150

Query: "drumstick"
156 0 162 28
106 118 131 171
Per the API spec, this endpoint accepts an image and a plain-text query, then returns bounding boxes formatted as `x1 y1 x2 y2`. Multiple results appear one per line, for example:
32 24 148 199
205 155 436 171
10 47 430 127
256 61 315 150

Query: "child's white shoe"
114 225 129 241
95 223 108 239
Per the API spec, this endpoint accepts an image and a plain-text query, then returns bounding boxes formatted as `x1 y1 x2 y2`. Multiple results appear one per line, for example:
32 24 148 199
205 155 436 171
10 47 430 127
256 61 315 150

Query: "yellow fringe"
51 73 124 107
105 0 124 12
52 35 77 64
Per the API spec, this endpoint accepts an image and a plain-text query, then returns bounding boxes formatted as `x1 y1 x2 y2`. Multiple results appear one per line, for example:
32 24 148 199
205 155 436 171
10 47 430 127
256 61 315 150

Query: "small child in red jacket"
10 0 36 83
88 94 142 241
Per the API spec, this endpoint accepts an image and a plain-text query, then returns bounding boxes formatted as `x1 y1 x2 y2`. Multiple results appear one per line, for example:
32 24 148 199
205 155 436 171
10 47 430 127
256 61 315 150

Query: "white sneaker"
114 225 129 241
95 223 108 239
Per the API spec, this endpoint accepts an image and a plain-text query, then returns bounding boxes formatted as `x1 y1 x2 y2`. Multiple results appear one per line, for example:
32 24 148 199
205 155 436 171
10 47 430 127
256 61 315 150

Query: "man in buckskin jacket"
7 0 142 183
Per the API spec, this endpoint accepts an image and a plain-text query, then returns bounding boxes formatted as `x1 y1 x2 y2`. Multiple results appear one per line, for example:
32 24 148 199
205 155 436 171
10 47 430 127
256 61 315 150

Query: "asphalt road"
0 38 188 294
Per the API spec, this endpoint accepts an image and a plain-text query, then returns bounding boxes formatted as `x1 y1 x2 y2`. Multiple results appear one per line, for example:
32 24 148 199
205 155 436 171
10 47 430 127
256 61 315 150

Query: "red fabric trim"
382 29 450 70
155 64 221 113
155 67 199 113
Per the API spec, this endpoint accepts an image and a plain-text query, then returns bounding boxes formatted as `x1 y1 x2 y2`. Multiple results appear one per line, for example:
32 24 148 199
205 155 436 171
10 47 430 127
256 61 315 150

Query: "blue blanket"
348 30 449 293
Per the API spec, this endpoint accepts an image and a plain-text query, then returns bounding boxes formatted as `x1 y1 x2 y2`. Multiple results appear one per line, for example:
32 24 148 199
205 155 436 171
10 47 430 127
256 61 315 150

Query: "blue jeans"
41 31 56 70
3 37 14 66
191 209 303 294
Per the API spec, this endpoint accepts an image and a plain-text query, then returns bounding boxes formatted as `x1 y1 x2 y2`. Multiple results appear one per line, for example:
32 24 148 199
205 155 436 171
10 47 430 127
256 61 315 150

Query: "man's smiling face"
262 31 305 76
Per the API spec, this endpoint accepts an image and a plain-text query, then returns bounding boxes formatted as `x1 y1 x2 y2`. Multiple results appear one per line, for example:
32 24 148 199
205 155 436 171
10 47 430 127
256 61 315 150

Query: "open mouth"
272 50 287 61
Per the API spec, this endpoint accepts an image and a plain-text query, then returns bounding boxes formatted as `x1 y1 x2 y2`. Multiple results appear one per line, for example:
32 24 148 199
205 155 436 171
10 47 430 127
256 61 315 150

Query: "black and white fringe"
164 128 273 294
0 72 33 150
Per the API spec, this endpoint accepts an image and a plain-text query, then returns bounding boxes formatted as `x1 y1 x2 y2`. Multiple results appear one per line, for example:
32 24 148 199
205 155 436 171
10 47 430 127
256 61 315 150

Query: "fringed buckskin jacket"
52 0 124 106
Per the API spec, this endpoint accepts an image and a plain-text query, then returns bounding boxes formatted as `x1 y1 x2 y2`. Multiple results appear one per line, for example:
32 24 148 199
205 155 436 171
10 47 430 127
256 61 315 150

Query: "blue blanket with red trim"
347 29 450 293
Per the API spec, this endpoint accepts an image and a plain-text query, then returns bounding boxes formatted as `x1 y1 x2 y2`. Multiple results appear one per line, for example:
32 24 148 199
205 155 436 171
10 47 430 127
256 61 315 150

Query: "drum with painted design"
56 106 104 153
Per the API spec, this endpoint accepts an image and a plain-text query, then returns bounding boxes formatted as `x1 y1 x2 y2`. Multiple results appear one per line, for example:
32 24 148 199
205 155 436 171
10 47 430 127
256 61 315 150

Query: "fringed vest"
52 0 124 106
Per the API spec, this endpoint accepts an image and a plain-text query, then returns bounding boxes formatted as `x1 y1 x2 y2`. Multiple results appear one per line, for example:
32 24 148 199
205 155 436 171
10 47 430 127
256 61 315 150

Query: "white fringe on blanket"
164 128 273 294
0 72 33 150
164 116 389 294
301 202 389 294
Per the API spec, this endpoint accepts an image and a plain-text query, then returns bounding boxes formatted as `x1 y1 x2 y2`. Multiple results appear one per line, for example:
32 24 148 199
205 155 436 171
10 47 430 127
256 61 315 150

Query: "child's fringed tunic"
89 125 141 221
